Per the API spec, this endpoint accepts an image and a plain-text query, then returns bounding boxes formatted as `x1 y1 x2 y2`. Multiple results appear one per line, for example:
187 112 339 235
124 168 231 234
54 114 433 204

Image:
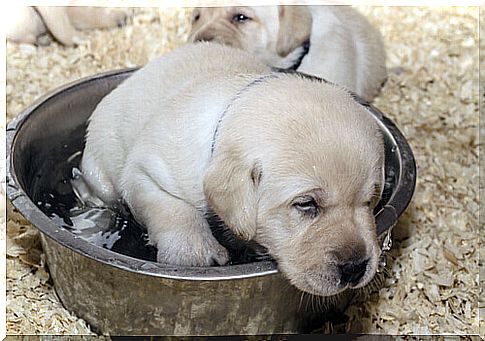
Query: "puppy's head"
188 6 312 63
204 75 385 296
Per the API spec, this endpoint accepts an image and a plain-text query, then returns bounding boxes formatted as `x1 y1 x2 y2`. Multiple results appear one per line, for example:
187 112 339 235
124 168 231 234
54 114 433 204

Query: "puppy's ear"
275 6 312 57
204 151 261 241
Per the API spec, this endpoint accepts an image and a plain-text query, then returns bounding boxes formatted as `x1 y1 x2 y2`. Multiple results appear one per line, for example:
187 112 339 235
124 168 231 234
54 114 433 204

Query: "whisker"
298 290 305 312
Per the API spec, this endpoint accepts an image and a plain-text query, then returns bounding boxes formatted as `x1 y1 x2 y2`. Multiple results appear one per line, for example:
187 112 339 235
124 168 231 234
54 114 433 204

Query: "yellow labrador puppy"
189 6 387 102
6 5 128 46
78 43 385 296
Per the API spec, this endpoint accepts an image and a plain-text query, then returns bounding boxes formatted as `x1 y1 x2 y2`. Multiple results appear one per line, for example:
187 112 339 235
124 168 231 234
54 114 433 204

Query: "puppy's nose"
194 32 215 42
339 259 368 285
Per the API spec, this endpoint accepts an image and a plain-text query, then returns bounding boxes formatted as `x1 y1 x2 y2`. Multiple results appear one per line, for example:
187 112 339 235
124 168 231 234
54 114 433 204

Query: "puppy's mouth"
209 37 242 49
288 259 378 297
190 31 243 49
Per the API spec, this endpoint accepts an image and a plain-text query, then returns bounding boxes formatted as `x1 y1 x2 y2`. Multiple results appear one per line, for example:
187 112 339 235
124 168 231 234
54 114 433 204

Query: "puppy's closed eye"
292 196 319 217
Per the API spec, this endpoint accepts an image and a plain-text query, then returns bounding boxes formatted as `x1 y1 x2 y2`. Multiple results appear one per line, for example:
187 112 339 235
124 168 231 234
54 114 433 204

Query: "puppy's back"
300 6 387 101
331 6 387 100
85 42 270 156
81 43 271 203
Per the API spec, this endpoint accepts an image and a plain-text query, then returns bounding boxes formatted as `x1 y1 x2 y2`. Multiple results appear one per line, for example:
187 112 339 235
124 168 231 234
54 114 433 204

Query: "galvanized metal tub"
6 68 416 335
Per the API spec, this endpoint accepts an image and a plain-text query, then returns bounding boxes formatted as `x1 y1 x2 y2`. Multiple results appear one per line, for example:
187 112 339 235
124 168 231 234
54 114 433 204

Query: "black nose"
339 259 368 285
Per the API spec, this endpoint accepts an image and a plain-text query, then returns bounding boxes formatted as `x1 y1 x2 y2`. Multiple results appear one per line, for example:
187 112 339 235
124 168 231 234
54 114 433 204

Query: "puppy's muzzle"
193 31 215 42
192 30 239 47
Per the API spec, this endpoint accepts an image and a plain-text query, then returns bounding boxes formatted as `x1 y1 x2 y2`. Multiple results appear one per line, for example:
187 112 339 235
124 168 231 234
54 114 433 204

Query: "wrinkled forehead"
263 150 384 205
256 120 384 200
266 140 383 179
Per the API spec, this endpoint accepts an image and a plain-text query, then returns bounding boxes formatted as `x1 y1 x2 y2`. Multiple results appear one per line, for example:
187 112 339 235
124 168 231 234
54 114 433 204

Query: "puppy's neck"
210 73 281 156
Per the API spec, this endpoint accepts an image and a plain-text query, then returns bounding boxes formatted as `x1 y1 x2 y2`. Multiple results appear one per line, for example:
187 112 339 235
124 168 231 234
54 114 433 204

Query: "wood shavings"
443 246 460 267
348 6 480 336
6 6 480 336
7 235 25 258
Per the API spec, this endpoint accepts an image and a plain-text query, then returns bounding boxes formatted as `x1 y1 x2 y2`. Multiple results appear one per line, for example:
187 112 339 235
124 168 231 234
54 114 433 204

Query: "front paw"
155 230 229 267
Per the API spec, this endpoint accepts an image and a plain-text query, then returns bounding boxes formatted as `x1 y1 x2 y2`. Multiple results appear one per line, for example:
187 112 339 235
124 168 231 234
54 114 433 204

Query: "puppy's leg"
67 7 128 30
75 154 118 207
36 7 81 46
124 176 229 266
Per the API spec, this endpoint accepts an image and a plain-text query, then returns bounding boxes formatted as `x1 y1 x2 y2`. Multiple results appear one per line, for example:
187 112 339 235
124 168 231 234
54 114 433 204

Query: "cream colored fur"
79 43 385 296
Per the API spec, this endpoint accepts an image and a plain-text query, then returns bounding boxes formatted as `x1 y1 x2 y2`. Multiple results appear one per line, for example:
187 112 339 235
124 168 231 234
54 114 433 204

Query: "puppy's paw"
155 229 229 267
71 34 85 46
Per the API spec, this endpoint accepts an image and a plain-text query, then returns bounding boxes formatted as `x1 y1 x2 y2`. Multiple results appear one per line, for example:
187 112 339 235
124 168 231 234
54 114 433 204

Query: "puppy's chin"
290 270 348 297
279 254 380 297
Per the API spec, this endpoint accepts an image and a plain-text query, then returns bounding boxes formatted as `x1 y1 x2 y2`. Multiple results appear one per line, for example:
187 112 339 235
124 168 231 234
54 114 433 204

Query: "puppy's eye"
293 197 319 216
231 13 251 23
193 12 200 22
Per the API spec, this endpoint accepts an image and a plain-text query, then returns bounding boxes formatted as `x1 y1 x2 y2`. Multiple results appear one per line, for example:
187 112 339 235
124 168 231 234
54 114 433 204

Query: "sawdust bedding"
5 6 481 336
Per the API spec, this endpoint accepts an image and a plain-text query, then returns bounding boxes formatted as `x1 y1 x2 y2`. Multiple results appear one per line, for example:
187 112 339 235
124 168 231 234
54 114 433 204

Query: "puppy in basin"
79 43 384 296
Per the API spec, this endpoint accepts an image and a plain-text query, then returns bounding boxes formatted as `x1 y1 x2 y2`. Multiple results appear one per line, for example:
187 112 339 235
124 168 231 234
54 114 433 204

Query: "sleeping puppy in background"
77 43 385 297
6 5 128 46
188 6 387 102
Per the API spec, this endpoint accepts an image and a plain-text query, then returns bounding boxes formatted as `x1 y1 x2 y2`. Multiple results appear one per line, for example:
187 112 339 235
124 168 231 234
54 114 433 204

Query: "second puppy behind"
189 6 387 102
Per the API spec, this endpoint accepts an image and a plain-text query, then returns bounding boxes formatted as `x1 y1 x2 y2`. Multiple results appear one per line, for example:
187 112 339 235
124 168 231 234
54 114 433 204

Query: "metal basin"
6 68 416 335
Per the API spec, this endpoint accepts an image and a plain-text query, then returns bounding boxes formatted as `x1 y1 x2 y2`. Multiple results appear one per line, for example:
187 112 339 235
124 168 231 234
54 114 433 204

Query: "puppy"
6 5 128 46
78 43 385 296
188 6 387 102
